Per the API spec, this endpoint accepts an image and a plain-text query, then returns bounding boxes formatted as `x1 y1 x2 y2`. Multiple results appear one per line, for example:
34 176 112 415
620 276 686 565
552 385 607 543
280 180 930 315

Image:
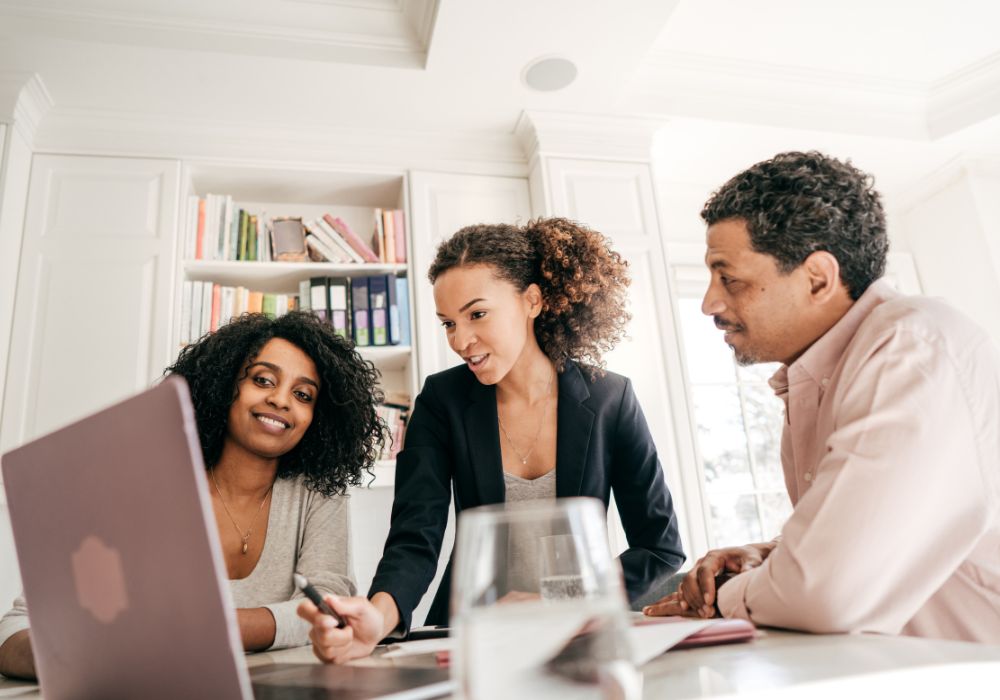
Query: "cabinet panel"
539 157 702 556
408 172 532 379
1 155 179 455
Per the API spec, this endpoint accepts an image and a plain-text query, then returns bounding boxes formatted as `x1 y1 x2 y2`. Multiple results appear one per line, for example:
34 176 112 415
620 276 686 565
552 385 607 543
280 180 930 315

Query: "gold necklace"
497 373 555 466
210 469 274 555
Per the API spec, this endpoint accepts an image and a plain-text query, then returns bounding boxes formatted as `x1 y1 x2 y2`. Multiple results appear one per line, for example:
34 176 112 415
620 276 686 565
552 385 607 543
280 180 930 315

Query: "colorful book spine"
395 276 411 346
392 209 407 264
195 199 206 260
309 277 329 324
368 275 389 346
351 277 371 346
328 276 351 341
324 214 379 263
382 209 396 264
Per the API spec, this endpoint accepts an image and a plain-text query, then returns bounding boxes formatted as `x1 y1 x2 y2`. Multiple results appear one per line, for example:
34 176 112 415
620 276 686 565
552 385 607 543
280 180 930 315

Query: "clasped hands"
643 542 773 619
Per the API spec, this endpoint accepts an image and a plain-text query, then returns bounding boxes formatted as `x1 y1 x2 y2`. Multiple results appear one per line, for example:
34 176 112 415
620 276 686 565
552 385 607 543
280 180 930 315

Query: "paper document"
628 619 716 665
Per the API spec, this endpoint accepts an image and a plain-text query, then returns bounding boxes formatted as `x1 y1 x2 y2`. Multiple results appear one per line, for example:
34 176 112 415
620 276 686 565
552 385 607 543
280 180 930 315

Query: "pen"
294 573 346 629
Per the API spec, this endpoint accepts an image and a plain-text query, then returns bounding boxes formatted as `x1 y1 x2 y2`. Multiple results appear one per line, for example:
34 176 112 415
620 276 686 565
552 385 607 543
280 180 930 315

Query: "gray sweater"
0 474 355 652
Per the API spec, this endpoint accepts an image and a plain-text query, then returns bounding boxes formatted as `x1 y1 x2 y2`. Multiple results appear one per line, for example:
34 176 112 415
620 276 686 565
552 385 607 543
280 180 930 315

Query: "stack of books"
183 195 272 262
376 395 410 461
300 274 410 347
180 281 299 345
304 211 407 266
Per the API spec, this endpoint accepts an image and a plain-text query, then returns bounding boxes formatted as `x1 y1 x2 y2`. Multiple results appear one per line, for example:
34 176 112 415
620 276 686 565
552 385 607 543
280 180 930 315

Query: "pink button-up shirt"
717 279 1000 642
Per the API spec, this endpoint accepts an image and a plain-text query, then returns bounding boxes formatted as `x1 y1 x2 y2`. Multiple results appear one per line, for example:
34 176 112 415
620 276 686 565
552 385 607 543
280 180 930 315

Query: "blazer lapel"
556 363 595 498
464 379 505 506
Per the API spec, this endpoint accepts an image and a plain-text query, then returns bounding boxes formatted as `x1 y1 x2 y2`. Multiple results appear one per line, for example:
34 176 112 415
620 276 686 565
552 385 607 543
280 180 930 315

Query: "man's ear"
524 283 544 319
802 251 846 305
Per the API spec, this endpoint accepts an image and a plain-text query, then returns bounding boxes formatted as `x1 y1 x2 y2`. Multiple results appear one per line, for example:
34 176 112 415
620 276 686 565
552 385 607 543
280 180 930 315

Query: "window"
674 295 791 547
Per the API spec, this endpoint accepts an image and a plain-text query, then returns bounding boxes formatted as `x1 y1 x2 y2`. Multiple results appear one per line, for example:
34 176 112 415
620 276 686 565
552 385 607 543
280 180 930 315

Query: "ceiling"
1 0 998 201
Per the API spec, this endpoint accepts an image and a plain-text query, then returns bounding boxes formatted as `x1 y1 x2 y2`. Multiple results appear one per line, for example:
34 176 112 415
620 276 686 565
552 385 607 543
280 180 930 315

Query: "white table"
2 629 999 698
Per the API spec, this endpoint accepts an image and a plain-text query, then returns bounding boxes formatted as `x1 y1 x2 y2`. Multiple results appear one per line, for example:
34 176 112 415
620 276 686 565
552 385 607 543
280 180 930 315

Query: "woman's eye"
294 391 313 403
471 310 487 320
440 320 454 329
253 375 274 387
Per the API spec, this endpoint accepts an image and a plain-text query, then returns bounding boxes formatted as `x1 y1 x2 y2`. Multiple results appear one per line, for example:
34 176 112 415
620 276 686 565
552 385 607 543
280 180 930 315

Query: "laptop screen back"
1 377 251 700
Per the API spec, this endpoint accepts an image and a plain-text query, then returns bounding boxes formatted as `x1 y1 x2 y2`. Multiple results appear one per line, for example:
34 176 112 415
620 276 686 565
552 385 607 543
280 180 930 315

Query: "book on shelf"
183 192 406 266
392 209 407 264
376 393 411 460
179 282 306 347
351 277 371 346
328 276 351 341
304 219 353 264
324 214 379 263
305 234 344 266
369 274 389 347
394 276 410 346
309 277 328 323
372 208 386 264
381 209 397 264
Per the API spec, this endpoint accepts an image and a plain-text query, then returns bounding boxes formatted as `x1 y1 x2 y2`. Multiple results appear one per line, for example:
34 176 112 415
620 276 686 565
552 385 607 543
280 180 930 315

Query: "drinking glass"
451 497 639 700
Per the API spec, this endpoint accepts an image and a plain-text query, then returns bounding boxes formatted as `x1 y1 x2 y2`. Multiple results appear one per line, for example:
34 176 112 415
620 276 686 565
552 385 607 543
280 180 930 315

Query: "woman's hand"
297 595 385 664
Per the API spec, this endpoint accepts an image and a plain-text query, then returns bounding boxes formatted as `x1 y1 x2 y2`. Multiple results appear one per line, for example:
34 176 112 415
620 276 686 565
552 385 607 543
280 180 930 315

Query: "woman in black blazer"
299 218 685 663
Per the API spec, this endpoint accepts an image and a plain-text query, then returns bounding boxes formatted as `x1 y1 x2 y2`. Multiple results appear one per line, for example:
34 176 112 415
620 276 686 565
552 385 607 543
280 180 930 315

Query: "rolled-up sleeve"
718 327 994 634
265 494 356 650
0 595 29 649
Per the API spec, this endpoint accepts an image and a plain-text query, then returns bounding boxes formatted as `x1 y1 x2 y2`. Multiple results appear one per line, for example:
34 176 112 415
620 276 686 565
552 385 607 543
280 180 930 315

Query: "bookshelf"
174 162 418 487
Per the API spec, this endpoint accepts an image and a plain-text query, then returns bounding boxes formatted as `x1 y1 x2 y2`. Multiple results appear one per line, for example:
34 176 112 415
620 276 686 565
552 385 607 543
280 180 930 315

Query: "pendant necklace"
211 469 273 555
497 372 555 466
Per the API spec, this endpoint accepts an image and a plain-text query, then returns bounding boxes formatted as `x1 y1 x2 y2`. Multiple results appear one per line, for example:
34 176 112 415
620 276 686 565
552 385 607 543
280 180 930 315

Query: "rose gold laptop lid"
1 376 251 700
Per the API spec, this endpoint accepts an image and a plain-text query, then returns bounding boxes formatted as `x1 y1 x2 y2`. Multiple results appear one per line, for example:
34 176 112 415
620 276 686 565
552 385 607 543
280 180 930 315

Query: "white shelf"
366 460 395 488
183 260 408 290
357 345 412 371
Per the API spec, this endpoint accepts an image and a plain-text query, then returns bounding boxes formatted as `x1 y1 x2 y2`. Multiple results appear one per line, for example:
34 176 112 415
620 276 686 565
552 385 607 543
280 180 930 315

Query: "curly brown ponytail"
428 217 631 375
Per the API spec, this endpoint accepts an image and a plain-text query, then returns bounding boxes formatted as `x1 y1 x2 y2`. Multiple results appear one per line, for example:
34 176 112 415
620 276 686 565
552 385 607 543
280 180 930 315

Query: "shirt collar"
769 278 900 394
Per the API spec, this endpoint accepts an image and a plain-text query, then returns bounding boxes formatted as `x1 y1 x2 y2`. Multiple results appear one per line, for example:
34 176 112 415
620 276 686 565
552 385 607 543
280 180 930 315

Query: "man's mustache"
713 317 743 332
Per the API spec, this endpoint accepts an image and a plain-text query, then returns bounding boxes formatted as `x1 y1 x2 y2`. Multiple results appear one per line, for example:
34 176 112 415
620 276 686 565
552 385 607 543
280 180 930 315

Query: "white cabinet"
533 156 698 556
1 154 180 454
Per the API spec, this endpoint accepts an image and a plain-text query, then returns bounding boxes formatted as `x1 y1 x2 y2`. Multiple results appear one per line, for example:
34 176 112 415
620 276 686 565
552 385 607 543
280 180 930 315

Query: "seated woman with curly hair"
0 311 383 680
299 217 686 664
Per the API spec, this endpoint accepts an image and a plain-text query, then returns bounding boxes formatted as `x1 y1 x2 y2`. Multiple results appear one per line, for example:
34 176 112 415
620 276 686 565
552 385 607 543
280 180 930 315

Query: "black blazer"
368 361 685 630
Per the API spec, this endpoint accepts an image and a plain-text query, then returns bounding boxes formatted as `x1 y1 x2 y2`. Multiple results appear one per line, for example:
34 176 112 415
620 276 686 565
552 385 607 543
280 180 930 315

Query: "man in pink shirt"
644 151 1000 643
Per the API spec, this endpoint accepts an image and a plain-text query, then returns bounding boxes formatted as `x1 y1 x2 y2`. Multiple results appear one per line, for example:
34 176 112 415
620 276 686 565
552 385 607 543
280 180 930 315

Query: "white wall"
901 171 1000 348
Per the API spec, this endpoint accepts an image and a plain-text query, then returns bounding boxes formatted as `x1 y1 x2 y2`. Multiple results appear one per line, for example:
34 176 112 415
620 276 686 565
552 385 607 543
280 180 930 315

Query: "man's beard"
731 343 762 366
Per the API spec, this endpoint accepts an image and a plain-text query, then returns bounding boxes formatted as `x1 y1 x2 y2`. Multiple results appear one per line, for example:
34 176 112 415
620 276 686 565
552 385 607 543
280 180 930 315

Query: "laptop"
1 377 451 700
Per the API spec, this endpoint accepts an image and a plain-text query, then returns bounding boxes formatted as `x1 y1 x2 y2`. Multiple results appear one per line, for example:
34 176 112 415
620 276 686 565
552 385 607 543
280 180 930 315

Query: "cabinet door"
1 155 180 455
408 171 532 380
542 157 699 557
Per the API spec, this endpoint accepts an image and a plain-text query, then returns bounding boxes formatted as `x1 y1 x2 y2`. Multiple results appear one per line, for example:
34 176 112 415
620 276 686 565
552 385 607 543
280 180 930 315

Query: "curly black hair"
427 217 631 375
164 311 384 496
701 151 888 300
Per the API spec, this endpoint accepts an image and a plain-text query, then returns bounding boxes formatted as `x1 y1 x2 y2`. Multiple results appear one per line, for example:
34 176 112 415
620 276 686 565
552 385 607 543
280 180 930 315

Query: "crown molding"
0 72 53 144
626 50 930 140
893 155 973 214
927 51 1000 139
33 108 527 177
515 110 665 164
0 0 437 68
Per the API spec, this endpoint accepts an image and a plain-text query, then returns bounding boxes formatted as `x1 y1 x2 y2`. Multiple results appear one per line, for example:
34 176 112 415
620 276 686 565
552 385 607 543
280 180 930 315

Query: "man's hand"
642 591 704 618
644 542 775 619
297 595 385 664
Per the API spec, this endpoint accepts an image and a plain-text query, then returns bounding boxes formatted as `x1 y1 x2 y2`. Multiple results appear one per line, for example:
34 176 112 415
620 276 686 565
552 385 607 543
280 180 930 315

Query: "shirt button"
821 378 830 387
804 472 812 482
